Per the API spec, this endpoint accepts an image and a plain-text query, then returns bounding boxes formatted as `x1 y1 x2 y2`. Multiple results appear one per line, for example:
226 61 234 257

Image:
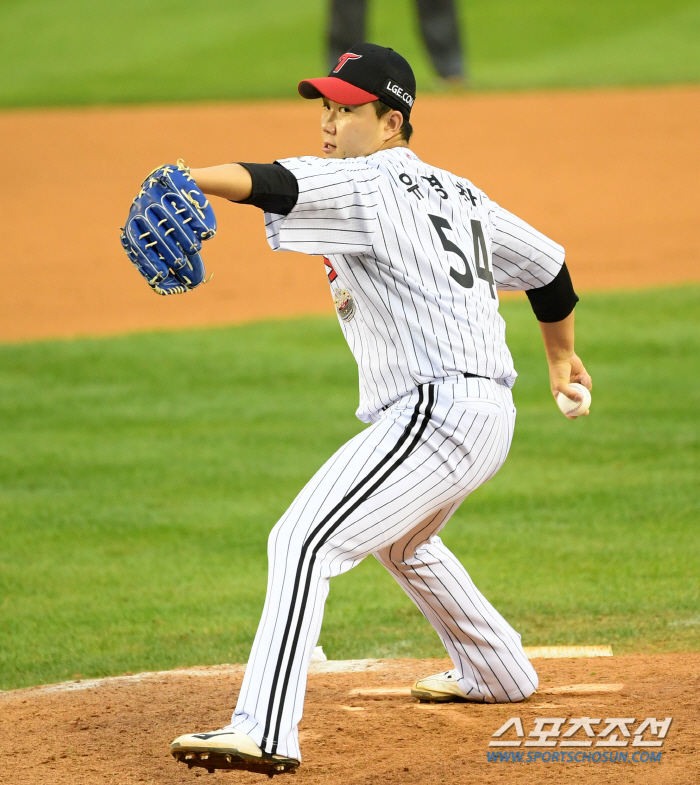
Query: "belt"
380 373 491 412
463 372 490 380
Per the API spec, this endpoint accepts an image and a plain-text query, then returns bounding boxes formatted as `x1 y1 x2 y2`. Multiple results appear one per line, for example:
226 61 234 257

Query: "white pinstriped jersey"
265 148 565 423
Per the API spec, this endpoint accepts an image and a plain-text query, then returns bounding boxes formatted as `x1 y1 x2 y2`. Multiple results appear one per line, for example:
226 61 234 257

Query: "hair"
374 100 413 143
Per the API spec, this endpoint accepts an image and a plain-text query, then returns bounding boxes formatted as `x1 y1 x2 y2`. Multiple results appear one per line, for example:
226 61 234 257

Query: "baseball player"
123 44 591 777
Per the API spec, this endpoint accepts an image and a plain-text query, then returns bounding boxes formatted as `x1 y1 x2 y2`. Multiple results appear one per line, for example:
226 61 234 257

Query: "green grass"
0 287 698 690
1 0 699 108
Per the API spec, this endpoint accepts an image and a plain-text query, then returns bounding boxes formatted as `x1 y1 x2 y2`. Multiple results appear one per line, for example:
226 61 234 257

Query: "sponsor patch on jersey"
333 288 356 323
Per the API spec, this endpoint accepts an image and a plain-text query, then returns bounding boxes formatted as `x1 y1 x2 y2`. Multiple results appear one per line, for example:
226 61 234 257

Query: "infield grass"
1 0 699 107
0 286 698 690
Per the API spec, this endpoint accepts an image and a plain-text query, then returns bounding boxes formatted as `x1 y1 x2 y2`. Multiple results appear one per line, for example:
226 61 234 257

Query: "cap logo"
333 53 362 73
385 78 414 108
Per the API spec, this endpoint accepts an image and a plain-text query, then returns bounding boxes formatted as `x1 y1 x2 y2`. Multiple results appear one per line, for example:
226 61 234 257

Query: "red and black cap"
298 43 416 119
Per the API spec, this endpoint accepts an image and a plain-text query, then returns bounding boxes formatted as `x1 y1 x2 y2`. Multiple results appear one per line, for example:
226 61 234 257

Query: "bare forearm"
189 164 253 202
539 311 576 364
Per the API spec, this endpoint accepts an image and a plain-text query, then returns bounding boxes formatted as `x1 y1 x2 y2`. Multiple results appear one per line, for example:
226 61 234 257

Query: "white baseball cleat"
170 728 299 777
411 669 471 703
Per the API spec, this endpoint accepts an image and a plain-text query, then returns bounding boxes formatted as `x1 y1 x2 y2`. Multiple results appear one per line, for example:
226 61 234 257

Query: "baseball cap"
298 43 416 119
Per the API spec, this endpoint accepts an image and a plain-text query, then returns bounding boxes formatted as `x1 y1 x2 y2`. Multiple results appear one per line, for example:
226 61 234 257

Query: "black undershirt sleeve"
525 262 579 322
235 162 299 216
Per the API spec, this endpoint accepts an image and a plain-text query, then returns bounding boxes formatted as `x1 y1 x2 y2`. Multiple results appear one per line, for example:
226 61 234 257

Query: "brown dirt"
2 85 699 343
2 653 698 784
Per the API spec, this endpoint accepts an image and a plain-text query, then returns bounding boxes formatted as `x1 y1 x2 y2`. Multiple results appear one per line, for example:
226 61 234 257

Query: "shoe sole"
411 687 469 703
171 744 299 777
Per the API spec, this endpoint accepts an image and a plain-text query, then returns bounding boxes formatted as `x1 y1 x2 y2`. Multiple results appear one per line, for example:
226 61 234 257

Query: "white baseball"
556 382 591 417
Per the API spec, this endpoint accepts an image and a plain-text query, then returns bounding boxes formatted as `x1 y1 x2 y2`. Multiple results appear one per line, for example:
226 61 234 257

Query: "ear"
383 109 405 139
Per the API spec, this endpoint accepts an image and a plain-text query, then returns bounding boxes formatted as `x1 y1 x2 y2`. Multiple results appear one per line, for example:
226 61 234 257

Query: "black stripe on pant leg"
267 385 437 752
260 386 429 750
263 386 434 750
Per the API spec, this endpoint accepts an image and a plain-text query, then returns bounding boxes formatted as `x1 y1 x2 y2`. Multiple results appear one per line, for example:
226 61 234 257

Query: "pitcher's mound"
1 653 698 784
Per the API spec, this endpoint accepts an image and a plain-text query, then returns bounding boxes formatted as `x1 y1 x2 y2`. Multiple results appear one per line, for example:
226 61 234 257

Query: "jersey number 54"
428 215 496 299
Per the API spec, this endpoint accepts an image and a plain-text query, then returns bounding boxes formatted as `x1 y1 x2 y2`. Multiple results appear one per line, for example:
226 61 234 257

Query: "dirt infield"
1 654 698 784
2 85 699 342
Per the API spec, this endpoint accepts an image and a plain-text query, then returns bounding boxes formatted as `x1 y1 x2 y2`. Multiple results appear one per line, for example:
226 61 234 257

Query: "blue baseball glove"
120 160 217 295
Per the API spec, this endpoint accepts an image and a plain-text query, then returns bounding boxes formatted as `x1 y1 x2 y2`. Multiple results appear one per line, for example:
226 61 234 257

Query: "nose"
322 109 336 135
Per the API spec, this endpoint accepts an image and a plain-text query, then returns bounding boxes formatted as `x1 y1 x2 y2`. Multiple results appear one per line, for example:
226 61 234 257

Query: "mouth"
322 142 337 154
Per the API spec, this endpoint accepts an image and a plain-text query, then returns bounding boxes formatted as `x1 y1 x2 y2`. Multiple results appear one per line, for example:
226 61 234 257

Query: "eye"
339 106 351 113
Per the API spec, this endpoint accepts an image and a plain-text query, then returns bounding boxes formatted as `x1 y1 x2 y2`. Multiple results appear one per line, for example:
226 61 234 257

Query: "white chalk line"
0 646 613 699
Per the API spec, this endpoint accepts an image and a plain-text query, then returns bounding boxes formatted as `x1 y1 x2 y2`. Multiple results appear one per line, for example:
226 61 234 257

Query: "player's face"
320 98 404 159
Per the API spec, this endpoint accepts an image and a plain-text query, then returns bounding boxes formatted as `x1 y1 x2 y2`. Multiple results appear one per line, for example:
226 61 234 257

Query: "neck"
377 136 409 153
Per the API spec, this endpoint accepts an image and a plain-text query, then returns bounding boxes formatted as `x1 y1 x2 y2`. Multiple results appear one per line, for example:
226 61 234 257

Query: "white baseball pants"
228 377 538 759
